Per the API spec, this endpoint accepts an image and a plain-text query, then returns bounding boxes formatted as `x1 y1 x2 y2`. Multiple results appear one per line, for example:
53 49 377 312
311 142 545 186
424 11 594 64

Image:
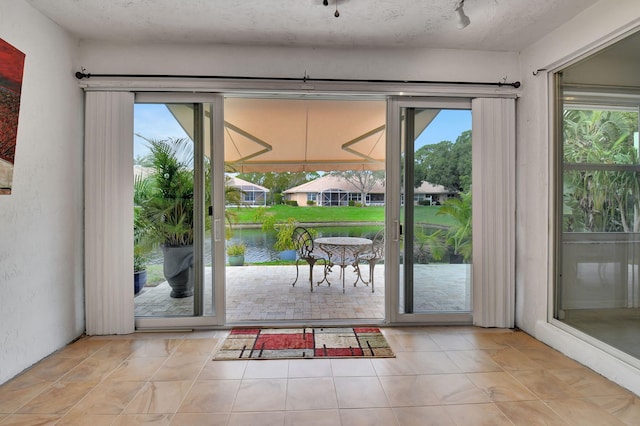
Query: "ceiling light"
454 0 471 29
321 0 341 18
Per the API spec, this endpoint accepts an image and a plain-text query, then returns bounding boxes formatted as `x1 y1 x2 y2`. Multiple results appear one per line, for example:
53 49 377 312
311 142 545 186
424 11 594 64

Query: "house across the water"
283 174 455 207
227 176 269 206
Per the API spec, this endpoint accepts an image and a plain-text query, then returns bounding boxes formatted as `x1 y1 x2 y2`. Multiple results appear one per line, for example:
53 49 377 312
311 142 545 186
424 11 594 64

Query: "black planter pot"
162 245 194 298
134 270 147 294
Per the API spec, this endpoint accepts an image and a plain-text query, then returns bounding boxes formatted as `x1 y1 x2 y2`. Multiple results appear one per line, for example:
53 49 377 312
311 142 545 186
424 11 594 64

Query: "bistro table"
314 236 373 293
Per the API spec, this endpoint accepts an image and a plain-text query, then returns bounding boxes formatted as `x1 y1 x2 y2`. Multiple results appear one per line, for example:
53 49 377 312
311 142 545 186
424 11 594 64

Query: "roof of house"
284 174 452 195
227 176 269 192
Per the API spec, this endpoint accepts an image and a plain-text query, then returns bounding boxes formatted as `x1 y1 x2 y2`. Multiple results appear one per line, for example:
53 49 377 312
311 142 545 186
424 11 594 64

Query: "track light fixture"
323 0 340 18
454 0 471 29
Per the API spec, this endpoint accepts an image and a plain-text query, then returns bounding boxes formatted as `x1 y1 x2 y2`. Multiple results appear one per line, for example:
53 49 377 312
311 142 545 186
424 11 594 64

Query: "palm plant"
435 191 472 263
138 137 195 247
562 109 637 232
133 137 197 297
135 136 246 296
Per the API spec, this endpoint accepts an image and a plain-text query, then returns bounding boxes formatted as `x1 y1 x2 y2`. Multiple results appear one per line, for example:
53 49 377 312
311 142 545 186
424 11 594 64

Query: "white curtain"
84 91 135 335
472 98 516 328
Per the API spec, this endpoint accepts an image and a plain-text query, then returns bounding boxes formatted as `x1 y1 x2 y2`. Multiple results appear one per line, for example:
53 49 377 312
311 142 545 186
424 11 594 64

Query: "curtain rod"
74 71 521 89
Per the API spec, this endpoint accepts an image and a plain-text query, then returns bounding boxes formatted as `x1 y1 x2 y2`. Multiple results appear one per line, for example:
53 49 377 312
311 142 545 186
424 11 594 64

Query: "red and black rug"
213 327 394 360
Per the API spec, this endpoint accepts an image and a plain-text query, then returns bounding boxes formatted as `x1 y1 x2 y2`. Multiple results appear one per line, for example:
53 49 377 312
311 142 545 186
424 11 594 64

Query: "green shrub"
227 243 246 256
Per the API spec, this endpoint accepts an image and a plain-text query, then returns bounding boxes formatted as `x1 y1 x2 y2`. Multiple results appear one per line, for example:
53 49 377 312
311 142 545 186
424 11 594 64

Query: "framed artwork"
0 38 25 195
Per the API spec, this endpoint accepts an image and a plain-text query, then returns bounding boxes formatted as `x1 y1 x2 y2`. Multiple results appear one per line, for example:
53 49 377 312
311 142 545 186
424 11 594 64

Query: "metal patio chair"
291 226 328 292
357 229 384 292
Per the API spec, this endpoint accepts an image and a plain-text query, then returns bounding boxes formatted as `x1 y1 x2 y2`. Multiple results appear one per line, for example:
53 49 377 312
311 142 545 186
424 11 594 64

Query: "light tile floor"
135 264 471 322
1 327 639 425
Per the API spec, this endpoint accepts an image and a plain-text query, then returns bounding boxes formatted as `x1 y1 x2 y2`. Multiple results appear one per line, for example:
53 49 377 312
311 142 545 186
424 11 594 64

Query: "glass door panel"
133 99 222 327
557 104 640 358
390 99 473 322
222 97 386 323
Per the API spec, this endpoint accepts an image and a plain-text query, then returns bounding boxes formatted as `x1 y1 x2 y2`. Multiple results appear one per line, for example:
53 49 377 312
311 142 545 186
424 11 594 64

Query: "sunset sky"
0 39 25 93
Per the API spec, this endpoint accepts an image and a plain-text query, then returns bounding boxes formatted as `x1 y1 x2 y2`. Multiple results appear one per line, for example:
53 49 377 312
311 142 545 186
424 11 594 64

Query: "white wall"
77 42 519 84
0 1 84 384
517 0 640 394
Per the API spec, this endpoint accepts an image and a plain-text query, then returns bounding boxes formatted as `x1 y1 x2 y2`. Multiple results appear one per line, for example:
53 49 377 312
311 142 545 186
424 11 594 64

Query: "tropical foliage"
135 137 242 249
272 217 299 252
436 192 472 262
134 174 152 271
562 109 639 232
414 130 471 192
227 242 246 256
137 137 196 247
252 209 300 252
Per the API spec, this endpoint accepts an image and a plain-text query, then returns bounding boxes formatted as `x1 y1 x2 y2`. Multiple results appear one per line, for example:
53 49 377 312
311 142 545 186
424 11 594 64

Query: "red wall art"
0 38 25 195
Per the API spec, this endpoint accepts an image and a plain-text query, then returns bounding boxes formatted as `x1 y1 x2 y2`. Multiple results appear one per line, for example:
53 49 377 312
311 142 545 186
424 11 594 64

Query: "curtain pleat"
84 91 135 335
472 98 516 328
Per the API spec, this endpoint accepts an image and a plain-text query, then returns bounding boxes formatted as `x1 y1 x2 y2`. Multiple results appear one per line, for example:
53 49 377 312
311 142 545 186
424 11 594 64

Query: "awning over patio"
168 98 437 172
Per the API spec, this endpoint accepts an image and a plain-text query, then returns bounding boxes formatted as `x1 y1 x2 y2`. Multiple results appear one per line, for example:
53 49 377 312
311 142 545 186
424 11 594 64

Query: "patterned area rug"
213 327 395 360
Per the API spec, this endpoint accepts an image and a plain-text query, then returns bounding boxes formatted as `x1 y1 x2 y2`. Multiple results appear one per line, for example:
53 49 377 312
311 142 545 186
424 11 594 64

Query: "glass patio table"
314 236 373 293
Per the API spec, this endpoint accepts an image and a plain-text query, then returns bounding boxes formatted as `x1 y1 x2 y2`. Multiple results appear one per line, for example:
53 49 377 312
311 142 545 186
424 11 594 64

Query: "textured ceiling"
26 0 599 51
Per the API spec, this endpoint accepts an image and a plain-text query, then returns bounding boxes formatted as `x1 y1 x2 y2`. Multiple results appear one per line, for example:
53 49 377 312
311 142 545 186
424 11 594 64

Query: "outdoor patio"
134 264 471 322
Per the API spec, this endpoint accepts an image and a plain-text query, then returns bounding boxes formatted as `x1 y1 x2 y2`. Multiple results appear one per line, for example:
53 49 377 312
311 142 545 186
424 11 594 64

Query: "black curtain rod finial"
499 81 521 88
75 71 91 79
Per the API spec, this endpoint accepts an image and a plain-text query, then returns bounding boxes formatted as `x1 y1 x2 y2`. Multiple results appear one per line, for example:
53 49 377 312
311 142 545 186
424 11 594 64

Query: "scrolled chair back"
292 226 314 257
370 228 385 258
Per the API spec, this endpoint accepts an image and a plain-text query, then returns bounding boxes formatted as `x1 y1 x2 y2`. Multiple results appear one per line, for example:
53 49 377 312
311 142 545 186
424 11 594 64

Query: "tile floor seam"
17 356 115 419
59 340 176 420
546 397 624 426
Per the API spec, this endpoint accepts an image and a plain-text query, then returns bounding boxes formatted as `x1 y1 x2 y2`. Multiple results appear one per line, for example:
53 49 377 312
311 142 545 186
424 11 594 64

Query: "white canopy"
168 98 436 172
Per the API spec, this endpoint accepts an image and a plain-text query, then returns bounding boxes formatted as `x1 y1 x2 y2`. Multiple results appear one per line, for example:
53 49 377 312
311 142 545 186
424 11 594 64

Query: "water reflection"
146 224 454 265
227 225 383 263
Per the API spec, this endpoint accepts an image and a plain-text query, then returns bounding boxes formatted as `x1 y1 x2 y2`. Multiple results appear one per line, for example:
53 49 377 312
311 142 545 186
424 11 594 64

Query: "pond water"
146 223 451 265
226 224 384 263
147 224 383 264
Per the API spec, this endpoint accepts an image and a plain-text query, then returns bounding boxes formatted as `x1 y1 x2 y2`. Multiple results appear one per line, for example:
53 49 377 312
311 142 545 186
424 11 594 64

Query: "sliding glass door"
387 98 473 323
556 95 640 358
134 95 225 328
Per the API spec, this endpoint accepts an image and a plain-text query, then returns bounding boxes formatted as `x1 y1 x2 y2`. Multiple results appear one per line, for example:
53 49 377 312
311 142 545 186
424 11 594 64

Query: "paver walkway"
135 264 471 322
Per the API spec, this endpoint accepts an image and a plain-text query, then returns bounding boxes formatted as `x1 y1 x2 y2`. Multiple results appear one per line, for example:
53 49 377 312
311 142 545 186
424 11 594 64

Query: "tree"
414 130 471 192
331 170 385 206
562 109 638 232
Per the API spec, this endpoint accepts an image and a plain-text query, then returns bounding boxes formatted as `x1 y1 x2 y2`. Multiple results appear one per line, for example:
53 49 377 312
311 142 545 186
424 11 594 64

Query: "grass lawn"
227 204 455 227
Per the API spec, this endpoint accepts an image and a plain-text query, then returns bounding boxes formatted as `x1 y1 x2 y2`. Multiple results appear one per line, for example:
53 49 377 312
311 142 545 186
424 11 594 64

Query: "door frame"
134 93 226 329
386 96 474 324
82 79 517 333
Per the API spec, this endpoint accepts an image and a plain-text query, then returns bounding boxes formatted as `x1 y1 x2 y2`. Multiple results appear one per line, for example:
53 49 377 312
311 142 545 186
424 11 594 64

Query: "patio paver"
134 264 470 322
